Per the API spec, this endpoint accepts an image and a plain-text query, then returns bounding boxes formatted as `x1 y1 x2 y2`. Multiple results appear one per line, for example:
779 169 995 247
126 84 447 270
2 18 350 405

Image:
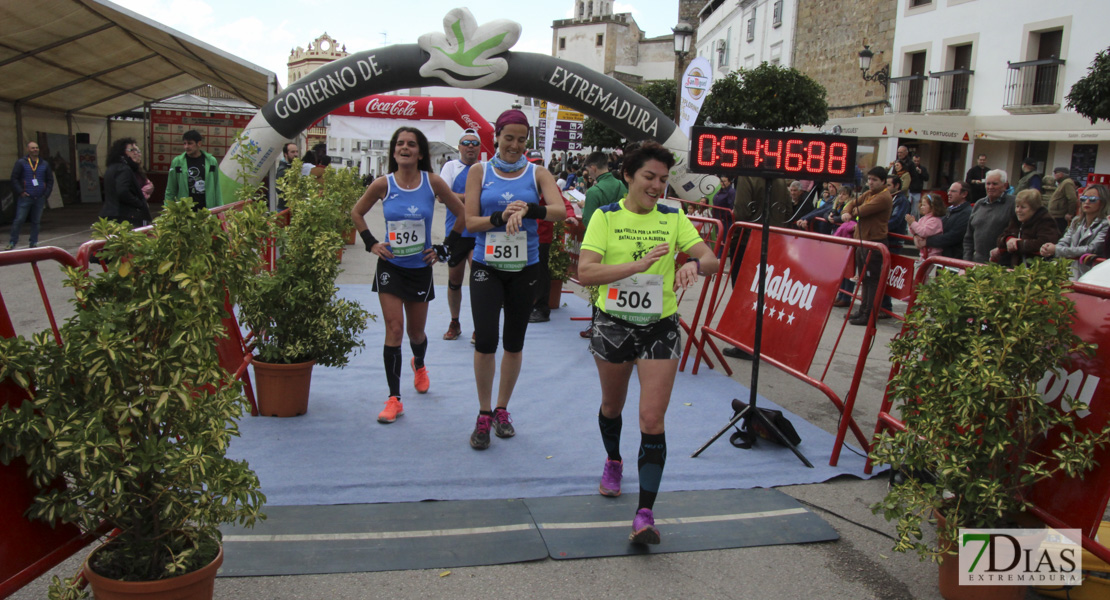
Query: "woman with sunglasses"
463 109 566 450
1040 184 1109 278
578 141 718 544
352 126 466 424
100 137 153 227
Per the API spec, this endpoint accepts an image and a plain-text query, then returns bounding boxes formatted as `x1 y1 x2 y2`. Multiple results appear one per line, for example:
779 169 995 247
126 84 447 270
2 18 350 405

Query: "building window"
746 17 755 42
773 1 783 28
559 37 566 50
596 33 604 47
910 0 932 6
1003 28 1065 112
578 1 584 18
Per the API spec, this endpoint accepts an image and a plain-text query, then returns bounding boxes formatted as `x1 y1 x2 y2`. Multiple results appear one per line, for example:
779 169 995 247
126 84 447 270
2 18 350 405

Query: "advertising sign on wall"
151 109 252 173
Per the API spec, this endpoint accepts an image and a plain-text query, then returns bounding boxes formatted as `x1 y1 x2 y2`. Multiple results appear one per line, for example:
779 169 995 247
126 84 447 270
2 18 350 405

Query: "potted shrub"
869 259 1110 599
277 159 364 248
238 174 372 417
0 199 266 599
548 220 573 309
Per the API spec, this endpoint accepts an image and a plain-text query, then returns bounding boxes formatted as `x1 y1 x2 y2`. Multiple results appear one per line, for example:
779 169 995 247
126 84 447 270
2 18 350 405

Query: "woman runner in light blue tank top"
462 109 566 450
352 127 465 424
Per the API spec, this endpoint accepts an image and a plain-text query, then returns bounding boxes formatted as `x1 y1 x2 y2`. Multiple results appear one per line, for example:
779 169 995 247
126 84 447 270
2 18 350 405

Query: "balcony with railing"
1003 57 1066 115
926 69 973 114
888 74 928 114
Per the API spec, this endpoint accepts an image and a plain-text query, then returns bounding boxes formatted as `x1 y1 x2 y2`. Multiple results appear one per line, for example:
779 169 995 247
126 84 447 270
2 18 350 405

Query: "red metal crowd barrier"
689 221 890 465
866 254 1110 564
0 248 93 598
0 201 263 596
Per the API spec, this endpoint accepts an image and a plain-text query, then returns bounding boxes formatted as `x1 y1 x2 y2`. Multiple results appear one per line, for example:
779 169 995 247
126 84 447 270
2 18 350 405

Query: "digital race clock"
689 126 858 181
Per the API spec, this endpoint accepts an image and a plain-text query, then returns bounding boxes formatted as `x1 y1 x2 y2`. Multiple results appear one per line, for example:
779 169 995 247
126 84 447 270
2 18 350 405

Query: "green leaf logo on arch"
418 8 520 89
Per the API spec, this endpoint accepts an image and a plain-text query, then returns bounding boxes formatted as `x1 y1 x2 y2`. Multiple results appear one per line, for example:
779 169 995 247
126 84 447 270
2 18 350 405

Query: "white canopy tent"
0 0 277 157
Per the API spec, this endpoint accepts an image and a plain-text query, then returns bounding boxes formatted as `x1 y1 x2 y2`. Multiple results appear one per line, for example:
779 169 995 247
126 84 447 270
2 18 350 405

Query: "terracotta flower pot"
84 545 223 600
548 280 564 310
935 512 1026 600
252 358 316 417
343 228 356 246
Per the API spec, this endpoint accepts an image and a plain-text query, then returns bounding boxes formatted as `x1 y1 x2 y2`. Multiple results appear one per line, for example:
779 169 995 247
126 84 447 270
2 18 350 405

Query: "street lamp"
672 22 694 123
858 44 890 95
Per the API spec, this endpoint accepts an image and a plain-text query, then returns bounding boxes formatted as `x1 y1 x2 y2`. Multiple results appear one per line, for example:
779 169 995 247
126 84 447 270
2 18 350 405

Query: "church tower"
287 34 349 150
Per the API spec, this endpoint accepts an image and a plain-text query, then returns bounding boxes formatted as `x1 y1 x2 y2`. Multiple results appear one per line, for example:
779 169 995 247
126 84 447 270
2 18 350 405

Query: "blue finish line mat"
218 488 837 576
227 285 869 508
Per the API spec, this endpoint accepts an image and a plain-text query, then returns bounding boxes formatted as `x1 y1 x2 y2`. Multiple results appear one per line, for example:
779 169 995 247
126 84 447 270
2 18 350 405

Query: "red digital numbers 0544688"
694 131 852 178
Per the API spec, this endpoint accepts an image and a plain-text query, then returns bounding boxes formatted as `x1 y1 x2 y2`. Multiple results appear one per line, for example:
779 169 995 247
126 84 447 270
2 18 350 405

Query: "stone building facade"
792 0 895 120
552 3 674 87
287 33 349 150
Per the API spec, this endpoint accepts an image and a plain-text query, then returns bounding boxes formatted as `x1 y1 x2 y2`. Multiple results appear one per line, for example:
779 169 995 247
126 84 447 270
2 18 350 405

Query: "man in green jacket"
164 130 221 210
581 151 627 227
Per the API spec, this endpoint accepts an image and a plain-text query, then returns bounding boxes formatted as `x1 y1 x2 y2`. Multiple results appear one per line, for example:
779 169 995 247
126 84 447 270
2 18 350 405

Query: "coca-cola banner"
219 7 681 204
325 95 494 157
885 253 916 302
327 116 446 146
716 228 855 372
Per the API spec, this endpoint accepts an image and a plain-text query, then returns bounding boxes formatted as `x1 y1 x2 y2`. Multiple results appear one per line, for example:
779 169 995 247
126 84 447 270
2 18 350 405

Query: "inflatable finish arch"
220 8 715 203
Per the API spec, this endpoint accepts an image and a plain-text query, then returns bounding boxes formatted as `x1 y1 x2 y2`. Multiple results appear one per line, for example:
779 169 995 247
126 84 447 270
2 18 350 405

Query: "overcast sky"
112 0 682 87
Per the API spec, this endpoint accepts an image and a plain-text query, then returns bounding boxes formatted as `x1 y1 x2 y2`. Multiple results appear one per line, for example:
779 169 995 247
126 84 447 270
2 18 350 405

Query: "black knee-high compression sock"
410 337 428 369
598 411 623 462
637 432 667 511
383 345 402 398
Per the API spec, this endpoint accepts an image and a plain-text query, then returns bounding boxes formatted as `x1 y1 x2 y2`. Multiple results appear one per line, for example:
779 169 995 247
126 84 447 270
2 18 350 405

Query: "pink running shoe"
599 459 622 497
629 508 660 545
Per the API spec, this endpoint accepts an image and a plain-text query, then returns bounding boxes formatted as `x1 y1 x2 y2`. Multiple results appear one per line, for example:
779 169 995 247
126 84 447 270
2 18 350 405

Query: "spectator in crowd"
906 192 947 260
299 150 316 176
1047 166 1078 233
925 181 973 259
8 141 55 249
275 142 299 210
165 130 219 211
964 170 1015 263
966 154 990 202
1041 183 1109 278
842 167 893 326
1015 157 1043 193
712 175 735 241
100 137 153 228
909 154 929 214
991 189 1058 267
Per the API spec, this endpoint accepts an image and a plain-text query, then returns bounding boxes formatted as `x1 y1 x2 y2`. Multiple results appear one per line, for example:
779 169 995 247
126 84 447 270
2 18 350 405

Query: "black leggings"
470 262 541 354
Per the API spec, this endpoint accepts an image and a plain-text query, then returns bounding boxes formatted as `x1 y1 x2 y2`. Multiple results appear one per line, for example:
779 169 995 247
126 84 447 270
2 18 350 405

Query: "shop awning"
0 0 277 118
975 129 1110 142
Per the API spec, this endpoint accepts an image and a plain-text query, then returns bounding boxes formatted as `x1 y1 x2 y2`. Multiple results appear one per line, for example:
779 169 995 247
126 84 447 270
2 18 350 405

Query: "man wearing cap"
1015 157 1043 194
7 141 54 250
1048 167 1078 233
165 130 221 210
438 129 482 340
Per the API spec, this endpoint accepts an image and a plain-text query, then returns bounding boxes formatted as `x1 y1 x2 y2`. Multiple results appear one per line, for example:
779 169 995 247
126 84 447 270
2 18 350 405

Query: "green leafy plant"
869 260 1110 561
699 63 828 131
1067 46 1110 124
549 221 572 284
0 200 267 597
238 177 373 366
278 158 364 234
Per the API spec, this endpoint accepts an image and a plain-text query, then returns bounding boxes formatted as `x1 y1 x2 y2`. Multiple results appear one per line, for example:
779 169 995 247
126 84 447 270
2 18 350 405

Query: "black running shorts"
589 311 681 363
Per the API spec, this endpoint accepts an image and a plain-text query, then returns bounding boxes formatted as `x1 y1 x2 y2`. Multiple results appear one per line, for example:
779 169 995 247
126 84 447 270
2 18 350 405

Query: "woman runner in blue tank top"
352 127 465 424
462 109 566 450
